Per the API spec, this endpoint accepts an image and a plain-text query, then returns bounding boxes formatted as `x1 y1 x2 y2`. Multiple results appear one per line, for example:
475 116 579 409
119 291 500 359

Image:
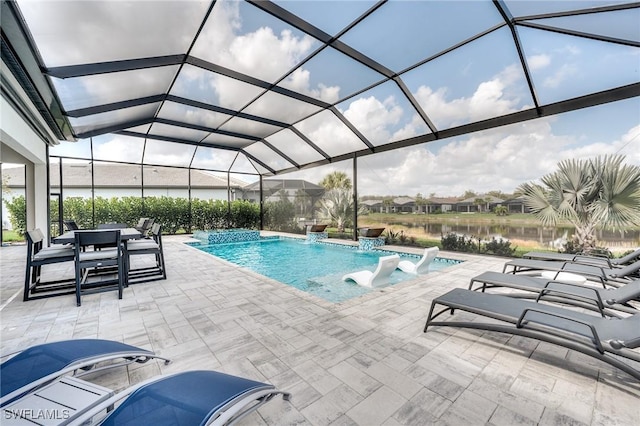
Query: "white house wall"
1 58 57 241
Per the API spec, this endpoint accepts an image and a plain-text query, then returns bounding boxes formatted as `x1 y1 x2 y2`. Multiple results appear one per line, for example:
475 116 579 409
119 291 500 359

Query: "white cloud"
543 63 579 89
280 68 341 103
19 1 210 67
344 118 639 198
342 96 402 144
413 70 524 128
527 54 551 71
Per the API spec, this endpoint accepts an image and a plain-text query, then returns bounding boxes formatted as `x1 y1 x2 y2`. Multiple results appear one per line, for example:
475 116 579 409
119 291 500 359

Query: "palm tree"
318 188 353 232
319 171 352 190
519 155 640 251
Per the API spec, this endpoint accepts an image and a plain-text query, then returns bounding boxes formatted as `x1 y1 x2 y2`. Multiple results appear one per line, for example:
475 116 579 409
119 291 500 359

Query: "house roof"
3 163 245 189
244 179 325 197
459 195 505 204
3 1 636 177
393 197 415 205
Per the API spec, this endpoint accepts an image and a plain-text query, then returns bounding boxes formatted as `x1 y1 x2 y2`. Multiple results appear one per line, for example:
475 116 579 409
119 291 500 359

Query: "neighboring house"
425 197 457 213
503 196 531 214
360 196 457 214
393 197 416 213
3 163 247 201
359 195 530 215
456 195 505 213
243 179 325 204
2 164 249 227
360 199 384 213
243 179 326 221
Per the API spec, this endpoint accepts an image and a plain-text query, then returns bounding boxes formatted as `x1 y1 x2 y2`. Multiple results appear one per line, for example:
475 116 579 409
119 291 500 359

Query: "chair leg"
24 262 32 302
124 252 130 287
118 256 124 300
33 264 41 286
159 250 167 279
75 262 82 307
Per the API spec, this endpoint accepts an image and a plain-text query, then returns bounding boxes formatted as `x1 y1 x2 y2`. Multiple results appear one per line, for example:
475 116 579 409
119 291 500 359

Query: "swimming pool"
187 237 461 303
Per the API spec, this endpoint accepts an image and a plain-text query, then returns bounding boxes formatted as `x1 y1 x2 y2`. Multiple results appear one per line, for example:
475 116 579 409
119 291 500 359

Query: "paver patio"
1 233 638 425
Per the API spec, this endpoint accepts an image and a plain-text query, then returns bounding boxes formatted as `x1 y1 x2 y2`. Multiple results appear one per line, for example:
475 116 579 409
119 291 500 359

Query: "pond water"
382 221 639 249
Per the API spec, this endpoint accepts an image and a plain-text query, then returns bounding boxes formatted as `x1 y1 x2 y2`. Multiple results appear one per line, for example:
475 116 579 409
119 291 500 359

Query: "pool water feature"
186 237 461 303
193 229 260 244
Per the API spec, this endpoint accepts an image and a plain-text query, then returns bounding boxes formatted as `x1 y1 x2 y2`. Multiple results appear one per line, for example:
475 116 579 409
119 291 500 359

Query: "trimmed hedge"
4 195 265 236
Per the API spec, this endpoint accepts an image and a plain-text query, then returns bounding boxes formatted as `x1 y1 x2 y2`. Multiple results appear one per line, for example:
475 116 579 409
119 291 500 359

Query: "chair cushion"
33 248 75 260
78 249 119 261
126 241 160 251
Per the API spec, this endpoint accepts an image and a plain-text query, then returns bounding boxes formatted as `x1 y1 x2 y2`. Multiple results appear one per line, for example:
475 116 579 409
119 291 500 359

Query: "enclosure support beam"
259 176 264 231
353 154 358 241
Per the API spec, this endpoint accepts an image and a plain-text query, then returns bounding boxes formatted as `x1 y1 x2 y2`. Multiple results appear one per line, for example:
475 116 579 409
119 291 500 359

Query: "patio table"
53 228 141 245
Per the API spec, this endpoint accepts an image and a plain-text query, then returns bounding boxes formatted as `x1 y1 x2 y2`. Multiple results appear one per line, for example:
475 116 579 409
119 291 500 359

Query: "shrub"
230 200 260 229
441 232 478 252
4 195 26 236
6 195 261 236
384 229 401 244
264 199 297 232
484 237 517 256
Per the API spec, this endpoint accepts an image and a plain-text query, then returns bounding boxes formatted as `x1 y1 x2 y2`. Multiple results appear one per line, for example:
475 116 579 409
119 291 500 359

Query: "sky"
18 0 640 198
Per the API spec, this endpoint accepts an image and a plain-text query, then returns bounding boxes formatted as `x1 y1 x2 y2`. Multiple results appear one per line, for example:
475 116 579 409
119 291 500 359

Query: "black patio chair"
125 223 166 284
63 220 80 231
73 230 124 306
23 229 75 301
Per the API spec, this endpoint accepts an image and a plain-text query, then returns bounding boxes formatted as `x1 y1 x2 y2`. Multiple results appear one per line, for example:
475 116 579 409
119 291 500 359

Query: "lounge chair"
469 271 640 316
0 339 171 407
424 288 640 380
522 248 640 268
502 258 640 287
342 254 400 288
67 370 291 426
397 247 439 275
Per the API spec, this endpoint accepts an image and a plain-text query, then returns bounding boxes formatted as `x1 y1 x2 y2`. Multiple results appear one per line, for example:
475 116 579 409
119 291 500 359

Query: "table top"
53 228 141 245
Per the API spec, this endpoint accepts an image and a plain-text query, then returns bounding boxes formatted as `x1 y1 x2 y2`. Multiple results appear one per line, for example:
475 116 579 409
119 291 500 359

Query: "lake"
382 221 639 250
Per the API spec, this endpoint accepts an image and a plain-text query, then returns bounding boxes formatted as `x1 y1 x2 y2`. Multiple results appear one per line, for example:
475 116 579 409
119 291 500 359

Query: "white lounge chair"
342 254 400 288
397 247 439 274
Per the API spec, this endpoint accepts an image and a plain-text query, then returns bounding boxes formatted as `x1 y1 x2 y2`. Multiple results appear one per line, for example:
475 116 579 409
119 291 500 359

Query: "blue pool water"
187 237 460 303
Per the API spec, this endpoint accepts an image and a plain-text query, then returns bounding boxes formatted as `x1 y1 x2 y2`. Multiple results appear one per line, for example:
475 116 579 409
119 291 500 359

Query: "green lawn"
358 212 568 227
2 229 23 243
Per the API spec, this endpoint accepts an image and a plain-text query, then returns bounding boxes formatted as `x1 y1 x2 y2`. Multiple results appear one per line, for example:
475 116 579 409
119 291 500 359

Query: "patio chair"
502 258 640 287
424 288 640 380
125 223 166 284
133 217 155 238
522 248 640 268
68 370 291 426
397 247 439 275
74 230 124 306
0 339 170 407
63 219 80 231
133 217 150 232
23 228 75 301
469 271 640 317
342 254 400 288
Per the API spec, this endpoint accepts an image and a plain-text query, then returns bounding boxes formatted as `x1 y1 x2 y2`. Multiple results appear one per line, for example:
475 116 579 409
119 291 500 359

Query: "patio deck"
1 234 638 425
